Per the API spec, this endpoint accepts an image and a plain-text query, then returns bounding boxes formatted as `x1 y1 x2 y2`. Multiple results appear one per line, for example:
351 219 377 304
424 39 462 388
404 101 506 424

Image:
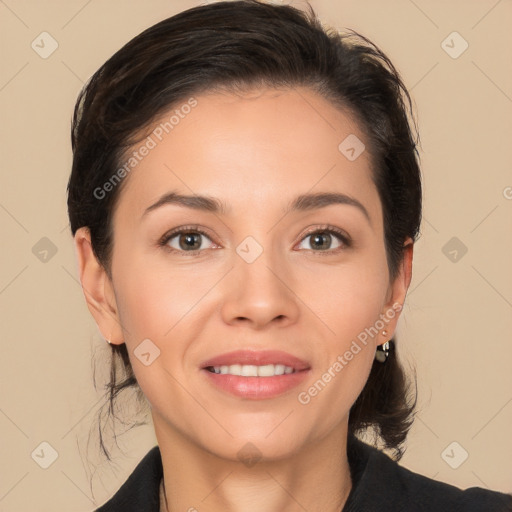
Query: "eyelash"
158 224 352 256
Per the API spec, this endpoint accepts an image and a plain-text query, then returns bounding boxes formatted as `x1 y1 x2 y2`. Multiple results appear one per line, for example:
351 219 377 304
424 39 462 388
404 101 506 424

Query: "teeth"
210 364 296 377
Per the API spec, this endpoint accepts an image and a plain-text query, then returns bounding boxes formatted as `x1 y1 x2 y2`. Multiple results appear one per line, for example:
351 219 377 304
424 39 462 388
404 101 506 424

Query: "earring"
106 336 124 345
375 331 390 363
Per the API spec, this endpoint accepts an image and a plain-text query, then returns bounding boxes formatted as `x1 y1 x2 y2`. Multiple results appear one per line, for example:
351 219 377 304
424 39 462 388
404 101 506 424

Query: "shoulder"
387 455 512 511
346 436 512 512
95 446 162 512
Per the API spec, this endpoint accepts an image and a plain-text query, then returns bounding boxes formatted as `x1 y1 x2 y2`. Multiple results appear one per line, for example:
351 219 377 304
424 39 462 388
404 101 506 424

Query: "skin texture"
75 87 413 512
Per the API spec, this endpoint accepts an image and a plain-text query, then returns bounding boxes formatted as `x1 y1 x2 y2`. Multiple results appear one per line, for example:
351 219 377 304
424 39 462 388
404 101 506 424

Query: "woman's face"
78 87 411 461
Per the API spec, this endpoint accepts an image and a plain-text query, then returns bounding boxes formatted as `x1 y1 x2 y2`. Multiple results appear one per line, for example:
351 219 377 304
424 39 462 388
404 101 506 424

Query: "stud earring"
106 336 124 345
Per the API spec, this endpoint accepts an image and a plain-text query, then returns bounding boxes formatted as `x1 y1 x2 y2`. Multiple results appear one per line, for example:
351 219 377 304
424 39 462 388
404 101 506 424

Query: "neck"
154 414 352 512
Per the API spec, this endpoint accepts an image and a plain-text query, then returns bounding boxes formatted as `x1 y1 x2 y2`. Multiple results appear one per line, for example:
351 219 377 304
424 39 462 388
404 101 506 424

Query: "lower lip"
202 368 310 400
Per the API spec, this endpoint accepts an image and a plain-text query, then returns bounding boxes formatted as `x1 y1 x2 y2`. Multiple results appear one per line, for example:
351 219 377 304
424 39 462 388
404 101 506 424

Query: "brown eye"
176 232 203 251
309 232 334 250
160 228 216 253
297 228 351 252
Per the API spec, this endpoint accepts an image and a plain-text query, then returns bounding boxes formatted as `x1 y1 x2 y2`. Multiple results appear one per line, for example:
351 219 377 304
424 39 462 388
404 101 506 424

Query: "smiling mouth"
205 363 298 377
202 355 311 399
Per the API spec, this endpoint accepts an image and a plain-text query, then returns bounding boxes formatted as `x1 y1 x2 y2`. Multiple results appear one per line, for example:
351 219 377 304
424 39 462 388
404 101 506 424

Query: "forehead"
113 87 381 225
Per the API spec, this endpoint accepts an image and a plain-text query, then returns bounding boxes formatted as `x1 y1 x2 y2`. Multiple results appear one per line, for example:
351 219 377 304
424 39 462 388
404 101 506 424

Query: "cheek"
292 252 389 410
110 259 205 411
308 253 390 340
112 251 215 342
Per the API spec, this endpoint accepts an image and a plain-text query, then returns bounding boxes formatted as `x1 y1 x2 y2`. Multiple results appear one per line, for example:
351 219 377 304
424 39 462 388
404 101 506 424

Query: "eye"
296 227 351 253
159 226 217 254
158 224 351 255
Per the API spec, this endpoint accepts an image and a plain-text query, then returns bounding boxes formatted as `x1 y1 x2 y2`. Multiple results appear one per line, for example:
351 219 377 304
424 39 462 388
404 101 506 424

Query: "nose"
220 248 300 330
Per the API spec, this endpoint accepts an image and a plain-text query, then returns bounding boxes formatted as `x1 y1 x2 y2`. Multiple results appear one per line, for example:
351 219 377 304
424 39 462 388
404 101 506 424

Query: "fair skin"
75 87 413 512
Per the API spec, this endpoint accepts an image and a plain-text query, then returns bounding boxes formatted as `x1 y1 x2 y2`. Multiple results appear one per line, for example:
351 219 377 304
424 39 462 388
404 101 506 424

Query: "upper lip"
201 350 310 371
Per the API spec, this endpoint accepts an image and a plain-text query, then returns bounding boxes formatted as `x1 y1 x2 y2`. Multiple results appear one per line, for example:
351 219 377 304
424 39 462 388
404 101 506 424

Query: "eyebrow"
142 191 371 224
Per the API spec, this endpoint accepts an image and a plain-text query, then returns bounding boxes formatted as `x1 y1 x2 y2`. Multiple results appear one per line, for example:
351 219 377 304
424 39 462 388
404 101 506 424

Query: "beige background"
1 0 511 510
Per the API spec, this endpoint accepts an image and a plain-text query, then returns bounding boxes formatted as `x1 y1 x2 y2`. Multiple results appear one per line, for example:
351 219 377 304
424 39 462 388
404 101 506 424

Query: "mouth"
200 350 311 400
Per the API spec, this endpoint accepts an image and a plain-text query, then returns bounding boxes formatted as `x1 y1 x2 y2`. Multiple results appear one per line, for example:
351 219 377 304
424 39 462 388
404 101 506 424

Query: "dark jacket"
95 436 512 511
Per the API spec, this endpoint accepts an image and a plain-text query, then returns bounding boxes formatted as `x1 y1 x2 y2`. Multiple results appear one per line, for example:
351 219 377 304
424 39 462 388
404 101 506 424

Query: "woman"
67 1 512 510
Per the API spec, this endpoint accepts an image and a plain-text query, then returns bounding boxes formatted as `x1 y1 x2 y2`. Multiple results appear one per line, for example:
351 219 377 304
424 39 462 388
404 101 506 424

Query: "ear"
379 237 414 344
74 227 124 345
